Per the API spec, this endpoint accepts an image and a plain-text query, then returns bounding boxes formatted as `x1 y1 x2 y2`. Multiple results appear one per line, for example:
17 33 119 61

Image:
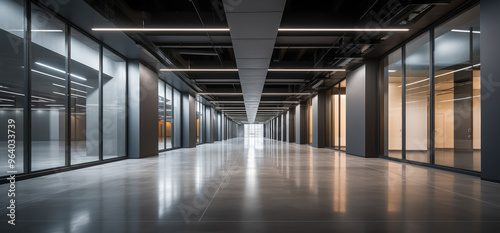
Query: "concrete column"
213 110 218 141
481 0 500 182
222 114 227 140
181 93 196 148
127 61 158 158
287 108 295 143
281 112 288 142
295 102 308 144
237 124 244 138
346 60 378 158
205 106 212 143
277 116 282 140
312 90 327 148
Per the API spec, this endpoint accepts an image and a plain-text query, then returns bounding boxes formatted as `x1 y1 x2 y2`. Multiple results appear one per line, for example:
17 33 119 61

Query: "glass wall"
385 49 403 159
308 98 312 144
0 1 128 178
103 48 127 158
173 89 181 148
196 97 204 144
381 5 480 172
158 80 180 151
165 85 172 149
434 5 480 171
31 4 68 171
0 0 25 175
339 80 346 150
158 80 165 150
327 80 347 151
405 32 431 163
69 28 100 165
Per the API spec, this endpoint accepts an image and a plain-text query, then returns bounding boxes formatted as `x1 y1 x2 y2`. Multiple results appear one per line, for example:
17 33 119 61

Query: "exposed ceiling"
85 0 475 123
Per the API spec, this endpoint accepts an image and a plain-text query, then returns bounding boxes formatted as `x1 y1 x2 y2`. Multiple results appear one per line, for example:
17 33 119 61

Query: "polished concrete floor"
0 141 125 176
2 138 500 232
388 149 481 171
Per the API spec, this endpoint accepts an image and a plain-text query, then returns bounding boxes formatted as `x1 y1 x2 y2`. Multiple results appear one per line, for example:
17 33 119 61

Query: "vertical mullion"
172 87 175 148
24 0 31 173
66 25 71 166
99 45 103 161
430 29 436 165
164 82 167 149
338 84 341 150
469 27 474 152
402 45 407 161
125 59 129 157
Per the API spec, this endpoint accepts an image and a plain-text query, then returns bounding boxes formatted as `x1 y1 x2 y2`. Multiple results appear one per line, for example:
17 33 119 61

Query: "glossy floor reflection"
2 138 500 232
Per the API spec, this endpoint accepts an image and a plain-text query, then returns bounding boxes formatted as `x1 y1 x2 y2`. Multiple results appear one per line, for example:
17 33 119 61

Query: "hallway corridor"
2 138 500 232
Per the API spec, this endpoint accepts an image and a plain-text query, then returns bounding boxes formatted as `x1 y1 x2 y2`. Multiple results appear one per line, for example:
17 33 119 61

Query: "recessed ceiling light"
161 68 344 72
7 29 63 32
91 28 409 32
198 93 243 96
71 81 94 89
35 62 87 81
0 89 24 96
161 69 238 72
278 28 409 32
53 91 66 96
451 29 480 34
268 69 345 72
261 93 312 96
92 28 230 32
32 69 65 81
435 64 480 78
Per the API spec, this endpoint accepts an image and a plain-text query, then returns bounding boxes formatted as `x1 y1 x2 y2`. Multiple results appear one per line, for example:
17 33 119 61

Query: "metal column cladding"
223 0 286 123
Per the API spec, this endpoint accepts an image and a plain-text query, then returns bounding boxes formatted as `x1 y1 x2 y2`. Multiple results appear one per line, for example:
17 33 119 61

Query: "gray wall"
182 93 197 148
287 108 295 143
481 0 500 182
282 113 287 142
237 124 244 138
205 106 212 142
346 65 366 157
346 61 378 158
277 116 282 140
127 62 158 159
295 103 307 144
139 64 159 158
312 91 326 148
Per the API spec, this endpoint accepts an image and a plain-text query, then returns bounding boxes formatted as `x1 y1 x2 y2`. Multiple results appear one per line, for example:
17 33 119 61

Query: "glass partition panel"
434 5 480 171
165 84 172 149
158 80 165 150
308 98 312 144
386 49 403 159
0 0 25 175
340 80 347 151
332 84 340 148
173 88 181 148
31 4 67 170
405 32 431 163
69 28 100 165
103 48 126 158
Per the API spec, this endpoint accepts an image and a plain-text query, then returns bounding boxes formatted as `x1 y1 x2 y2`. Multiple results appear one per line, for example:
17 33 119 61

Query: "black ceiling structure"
85 0 471 123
